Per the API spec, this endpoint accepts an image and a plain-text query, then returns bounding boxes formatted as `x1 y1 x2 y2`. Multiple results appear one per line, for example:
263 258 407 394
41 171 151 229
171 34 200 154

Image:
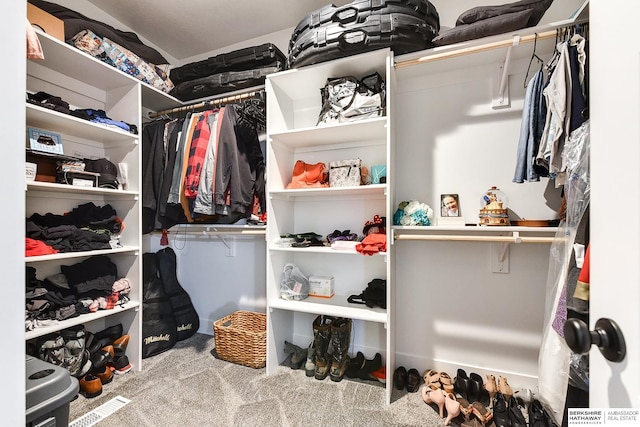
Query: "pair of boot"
312 315 352 382
35 325 91 378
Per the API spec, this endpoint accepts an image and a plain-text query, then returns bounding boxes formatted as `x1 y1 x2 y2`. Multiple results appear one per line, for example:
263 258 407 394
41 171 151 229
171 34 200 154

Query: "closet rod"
395 18 588 69
148 87 264 119
175 230 266 236
394 234 556 244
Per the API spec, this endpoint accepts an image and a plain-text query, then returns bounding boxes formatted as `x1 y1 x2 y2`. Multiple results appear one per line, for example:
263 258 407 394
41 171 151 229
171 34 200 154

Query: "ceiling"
86 0 352 61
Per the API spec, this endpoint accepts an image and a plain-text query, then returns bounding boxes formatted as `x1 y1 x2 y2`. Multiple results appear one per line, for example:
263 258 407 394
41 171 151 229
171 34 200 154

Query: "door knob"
563 318 626 362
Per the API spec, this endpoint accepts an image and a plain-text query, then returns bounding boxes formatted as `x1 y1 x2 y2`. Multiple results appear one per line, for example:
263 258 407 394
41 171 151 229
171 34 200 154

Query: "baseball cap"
84 158 120 189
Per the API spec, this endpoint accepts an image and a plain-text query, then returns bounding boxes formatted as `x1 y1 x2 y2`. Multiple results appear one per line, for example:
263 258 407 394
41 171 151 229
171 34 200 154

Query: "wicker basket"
213 310 266 369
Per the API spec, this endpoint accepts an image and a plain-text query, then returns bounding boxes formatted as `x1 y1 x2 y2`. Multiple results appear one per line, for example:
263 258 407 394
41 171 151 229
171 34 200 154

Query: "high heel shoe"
439 372 455 394
422 386 447 418
468 372 488 405
498 375 513 401
444 392 461 426
484 374 498 402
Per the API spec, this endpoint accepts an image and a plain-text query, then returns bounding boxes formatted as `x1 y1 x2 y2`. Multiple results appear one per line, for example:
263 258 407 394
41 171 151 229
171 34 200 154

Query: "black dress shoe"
406 368 421 393
90 349 114 370
393 366 407 390
529 399 547 427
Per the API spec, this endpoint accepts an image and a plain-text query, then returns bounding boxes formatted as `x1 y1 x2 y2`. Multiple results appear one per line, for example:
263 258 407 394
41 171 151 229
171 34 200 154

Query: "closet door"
589 0 639 407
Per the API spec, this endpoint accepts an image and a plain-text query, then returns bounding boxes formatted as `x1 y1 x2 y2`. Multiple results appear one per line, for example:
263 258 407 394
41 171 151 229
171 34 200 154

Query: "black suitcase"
289 12 437 68
170 65 281 101
169 43 286 86
290 0 440 50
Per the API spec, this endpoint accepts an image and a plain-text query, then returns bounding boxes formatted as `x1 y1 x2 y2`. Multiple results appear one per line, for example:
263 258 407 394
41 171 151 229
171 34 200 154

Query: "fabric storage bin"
213 310 266 368
329 158 361 187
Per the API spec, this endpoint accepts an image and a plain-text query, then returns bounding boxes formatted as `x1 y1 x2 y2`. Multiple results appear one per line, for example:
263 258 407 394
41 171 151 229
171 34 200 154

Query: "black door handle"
564 317 626 362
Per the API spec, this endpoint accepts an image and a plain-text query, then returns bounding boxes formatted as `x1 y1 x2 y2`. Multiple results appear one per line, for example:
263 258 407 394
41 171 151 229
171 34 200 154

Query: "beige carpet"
68 333 450 427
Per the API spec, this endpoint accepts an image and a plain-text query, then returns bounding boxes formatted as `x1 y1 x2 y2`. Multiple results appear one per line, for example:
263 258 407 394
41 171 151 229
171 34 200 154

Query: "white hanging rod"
393 233 555 244
395 18 588 69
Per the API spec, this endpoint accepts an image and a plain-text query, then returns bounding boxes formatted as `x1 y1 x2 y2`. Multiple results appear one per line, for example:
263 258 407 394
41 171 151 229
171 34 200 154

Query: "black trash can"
26 355 79 427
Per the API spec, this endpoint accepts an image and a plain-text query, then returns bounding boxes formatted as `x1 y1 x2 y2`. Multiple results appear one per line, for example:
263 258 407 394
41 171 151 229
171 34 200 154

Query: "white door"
589 0 639 407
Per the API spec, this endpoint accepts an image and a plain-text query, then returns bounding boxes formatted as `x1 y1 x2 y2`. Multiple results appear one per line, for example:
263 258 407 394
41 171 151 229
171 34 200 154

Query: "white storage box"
309 275 335 298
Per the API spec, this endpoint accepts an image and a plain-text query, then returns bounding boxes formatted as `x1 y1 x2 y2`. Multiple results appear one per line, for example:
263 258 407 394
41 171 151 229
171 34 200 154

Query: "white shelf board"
26 180 138 197
269 245 387 257
269 296 387 324
269 184 386 199
25 301 140 341
25 246 140 263
26 104 139 145
268 117 388 149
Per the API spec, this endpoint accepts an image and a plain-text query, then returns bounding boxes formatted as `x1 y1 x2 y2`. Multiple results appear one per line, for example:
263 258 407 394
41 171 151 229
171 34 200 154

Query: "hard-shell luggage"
289 12 438 68
290 0 440 48
169 43 286 86
170 66 281 101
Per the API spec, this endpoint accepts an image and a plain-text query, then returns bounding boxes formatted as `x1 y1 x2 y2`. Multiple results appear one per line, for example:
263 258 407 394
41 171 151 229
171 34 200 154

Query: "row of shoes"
282 315 386 383
79 324 132 398
418 368 558 427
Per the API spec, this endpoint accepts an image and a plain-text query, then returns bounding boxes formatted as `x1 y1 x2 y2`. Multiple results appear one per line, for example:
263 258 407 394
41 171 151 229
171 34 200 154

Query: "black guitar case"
142 252 177 358
155 247 200 341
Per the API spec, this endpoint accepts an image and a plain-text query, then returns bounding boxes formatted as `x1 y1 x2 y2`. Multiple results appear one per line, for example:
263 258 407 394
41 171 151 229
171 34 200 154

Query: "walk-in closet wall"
39 0 583 381
392 48 567 390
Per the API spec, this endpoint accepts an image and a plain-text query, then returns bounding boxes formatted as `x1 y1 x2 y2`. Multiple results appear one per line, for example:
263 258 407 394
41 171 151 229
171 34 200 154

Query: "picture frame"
28 127 64 155
440 193 460 217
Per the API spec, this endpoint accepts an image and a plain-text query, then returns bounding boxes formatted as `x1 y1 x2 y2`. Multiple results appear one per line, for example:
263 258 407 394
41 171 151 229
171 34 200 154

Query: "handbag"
286 160 329 189
317 72 385 126
329 158 361 187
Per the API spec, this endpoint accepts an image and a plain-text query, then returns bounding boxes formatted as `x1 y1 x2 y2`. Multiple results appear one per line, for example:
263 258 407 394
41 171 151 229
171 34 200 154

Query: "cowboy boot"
313 315 334 380
329 317 352 382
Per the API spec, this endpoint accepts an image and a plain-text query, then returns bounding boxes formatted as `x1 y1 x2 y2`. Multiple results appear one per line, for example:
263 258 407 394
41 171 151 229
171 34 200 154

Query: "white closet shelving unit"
25 29 181 371
265 48 396 403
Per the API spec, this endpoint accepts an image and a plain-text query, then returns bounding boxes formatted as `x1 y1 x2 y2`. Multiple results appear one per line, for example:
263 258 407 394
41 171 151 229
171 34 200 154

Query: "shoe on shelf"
112 335 130 356
345 351 365 379
406 368 421 393
109 355 132 375
444 392 462 426
393 366 407 390
455 368 470 399
371 365 386 384
93 365 114 385
508 396 528 427
485 374 498 402
498 375 514 401
439 371 455 394
492 392 510 427
421 386 446 418
79 374 102 398
357 352 382 381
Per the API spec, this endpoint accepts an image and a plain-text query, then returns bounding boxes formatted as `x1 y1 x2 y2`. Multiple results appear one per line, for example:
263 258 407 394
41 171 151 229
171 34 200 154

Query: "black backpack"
347 278 387 309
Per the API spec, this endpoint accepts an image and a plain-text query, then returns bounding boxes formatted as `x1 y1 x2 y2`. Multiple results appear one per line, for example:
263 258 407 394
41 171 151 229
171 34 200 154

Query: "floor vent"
68 395 130 427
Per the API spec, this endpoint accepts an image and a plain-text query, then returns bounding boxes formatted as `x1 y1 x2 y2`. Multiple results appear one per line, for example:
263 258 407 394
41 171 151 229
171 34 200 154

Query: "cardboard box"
27 3 65 42
309 276 335 298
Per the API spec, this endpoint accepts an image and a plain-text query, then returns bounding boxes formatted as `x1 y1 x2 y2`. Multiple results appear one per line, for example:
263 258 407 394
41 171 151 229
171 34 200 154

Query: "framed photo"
440 193 460 217
28 127 64 155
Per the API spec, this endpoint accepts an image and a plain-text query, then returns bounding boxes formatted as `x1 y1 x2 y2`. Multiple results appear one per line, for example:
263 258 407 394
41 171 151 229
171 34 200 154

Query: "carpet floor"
68 333 451 427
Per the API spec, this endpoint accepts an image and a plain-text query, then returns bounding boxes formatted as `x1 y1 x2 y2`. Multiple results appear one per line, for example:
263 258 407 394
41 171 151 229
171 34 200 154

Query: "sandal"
470 401 494 425
439 371 455 393
423 369 441 389
456 396 473 422
498 375 513 401
421 385 446 418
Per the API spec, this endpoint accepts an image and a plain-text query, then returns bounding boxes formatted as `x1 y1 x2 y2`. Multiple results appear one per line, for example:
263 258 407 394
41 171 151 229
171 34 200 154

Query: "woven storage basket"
213 310 266 368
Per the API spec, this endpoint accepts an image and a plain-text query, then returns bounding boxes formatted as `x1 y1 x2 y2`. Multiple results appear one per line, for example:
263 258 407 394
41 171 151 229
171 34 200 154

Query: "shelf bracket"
491 241 510 274
492 36 519 109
